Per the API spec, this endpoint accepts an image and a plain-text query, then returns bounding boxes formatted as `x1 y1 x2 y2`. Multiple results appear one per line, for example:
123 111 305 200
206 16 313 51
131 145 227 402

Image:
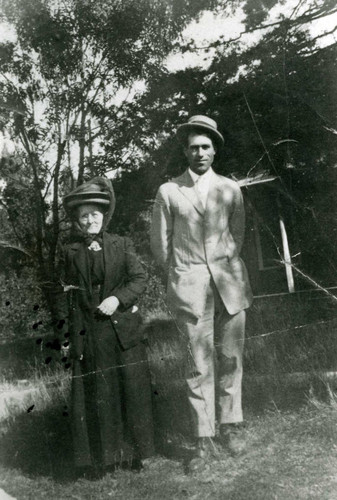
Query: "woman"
57 177 154 478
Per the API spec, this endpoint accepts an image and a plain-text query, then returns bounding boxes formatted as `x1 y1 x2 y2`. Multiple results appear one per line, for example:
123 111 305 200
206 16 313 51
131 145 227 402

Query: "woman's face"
77 204 104 235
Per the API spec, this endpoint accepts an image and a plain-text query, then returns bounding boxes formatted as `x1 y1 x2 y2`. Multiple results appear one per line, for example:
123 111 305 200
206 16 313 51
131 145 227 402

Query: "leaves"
0 0 217 281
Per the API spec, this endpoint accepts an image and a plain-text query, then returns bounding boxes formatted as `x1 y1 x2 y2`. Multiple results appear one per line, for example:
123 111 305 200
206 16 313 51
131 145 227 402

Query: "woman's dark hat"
176 115 224 149
63 177 116 227
63 184 110 209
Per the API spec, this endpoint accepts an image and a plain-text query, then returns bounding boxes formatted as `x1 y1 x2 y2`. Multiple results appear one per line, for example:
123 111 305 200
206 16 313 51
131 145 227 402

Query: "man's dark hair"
181 129 217 150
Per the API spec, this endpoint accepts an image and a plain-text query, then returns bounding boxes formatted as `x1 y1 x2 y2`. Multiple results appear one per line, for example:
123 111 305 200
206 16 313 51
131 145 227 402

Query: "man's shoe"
131 456 143 472
187 437 214 473
219 424 246 456
75 465 104 480
187 455 206 473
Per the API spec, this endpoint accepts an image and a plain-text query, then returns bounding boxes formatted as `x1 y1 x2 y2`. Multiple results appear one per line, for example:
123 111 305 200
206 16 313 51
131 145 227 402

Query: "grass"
0 365 70 421
1 393 337 499
1 294 337 498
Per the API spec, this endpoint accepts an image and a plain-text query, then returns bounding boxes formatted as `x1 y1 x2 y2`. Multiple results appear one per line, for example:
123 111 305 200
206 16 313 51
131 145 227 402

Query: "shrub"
0 269 51 341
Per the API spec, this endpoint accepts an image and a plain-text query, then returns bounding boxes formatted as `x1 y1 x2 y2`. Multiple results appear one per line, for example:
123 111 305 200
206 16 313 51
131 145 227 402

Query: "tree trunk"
49 138 67 280
77 105 87 186
19 128 46 277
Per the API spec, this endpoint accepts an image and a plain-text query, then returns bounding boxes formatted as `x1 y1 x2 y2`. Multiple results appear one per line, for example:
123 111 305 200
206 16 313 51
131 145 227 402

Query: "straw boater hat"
176 115 224 150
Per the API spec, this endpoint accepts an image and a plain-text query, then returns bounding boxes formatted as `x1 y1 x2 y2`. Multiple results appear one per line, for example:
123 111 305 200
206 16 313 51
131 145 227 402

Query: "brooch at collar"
88 241 102 252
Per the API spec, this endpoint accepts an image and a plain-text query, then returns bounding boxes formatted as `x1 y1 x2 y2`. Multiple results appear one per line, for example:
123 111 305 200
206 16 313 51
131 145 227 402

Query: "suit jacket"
150 169 253 319
55 232 147 355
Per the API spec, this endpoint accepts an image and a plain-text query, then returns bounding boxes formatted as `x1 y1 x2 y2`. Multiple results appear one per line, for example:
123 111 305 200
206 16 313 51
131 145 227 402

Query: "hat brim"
176 123 224 149
64 191 110 209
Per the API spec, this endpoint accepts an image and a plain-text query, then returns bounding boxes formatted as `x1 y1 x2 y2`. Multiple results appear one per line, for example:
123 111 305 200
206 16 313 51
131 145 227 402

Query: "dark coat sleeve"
113 237 147 310
150 185 173 272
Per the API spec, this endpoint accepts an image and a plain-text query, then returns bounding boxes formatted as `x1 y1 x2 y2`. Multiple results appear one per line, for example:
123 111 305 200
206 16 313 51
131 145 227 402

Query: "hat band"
66 198 110 209
64 191 111 210
188 120 218 130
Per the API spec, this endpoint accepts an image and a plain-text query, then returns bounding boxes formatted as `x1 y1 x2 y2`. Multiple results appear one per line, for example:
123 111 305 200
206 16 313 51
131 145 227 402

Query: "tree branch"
0 199 26 247
184 5 337 51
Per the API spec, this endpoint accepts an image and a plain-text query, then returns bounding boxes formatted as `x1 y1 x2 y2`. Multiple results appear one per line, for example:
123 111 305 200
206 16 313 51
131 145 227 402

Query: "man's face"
184 132 216 175
77 204 104 234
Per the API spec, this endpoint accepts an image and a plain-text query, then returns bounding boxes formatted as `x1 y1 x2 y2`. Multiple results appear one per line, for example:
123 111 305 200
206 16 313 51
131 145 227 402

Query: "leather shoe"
219 424 246 456
187 437 215 473
187 456 206 473
75 465 104 480
131 457 143 472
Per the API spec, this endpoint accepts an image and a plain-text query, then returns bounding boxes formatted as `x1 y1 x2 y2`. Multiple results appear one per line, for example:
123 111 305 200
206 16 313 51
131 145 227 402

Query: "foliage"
112 204 168 318
111 3 337 286
2 305 337 496
121 23 337 183
0 0 216 284
0 268 51 340
245 294 337 375
0 0 337 315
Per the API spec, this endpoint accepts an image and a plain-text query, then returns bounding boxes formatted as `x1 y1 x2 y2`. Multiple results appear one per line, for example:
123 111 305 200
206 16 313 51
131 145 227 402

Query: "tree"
0 0 217 290
1 0 337 295
109 0 337 286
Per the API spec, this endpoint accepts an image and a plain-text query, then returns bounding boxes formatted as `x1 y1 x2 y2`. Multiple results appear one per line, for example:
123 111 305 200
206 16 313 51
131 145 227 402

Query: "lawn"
1 296 337 499
1 394 337 500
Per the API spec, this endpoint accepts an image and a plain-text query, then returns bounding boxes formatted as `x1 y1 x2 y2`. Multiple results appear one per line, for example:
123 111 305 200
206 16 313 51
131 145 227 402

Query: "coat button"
113 320 118 324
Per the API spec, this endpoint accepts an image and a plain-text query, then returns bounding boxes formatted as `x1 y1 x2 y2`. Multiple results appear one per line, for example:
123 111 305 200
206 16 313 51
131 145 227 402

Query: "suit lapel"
205 171 221 215
204 173 224 254
177 171 205 216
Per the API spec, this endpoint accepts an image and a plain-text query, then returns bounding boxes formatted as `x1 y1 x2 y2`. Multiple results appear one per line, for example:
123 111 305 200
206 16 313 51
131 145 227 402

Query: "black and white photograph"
0 0 337 498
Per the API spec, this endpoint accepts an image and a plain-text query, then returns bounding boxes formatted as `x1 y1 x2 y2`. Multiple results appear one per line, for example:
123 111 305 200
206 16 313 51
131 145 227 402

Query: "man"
151 115 253 471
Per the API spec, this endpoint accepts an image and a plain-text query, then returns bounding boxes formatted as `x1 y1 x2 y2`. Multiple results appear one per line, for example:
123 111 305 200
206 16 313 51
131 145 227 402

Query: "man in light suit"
151 115 253 470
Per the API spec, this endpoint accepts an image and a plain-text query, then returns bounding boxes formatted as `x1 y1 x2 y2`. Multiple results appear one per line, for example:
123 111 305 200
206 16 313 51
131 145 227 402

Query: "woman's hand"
97 296 120 316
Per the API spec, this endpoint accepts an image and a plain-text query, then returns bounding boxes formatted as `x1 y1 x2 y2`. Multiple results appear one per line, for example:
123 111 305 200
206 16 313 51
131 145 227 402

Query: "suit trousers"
177 280 246 437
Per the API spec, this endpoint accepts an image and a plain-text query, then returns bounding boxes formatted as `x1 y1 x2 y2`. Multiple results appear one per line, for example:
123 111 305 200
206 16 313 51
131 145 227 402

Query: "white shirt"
188 167 214 209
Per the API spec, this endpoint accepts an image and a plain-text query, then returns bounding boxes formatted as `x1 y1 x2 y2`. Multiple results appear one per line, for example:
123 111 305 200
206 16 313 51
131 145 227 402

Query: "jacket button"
113 320 118 324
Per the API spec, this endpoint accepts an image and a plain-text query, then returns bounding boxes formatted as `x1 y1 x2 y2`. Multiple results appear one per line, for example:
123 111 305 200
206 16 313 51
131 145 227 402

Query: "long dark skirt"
70 307 154 468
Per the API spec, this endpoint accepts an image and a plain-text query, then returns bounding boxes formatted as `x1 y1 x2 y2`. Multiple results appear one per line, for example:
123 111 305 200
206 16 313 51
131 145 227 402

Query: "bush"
125 209 168 319
0 269 51 341
245 293 337 374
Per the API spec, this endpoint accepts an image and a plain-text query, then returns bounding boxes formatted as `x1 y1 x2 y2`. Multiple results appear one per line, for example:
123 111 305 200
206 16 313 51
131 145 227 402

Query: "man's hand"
97 296 120 316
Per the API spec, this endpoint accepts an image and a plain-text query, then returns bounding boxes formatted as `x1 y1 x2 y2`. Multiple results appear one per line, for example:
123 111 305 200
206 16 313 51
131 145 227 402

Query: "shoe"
75 465 104 480
187 456 206 473
131 457 143 472
219 424 246 456
104 463 117 475
187 437 214 473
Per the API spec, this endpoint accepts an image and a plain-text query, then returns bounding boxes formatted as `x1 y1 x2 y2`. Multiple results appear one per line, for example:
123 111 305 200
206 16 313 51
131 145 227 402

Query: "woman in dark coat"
57 177 154 477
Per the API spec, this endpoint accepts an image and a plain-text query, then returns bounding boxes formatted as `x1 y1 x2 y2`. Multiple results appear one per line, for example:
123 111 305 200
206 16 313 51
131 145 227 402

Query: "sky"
0 0 336 178
104 2 337 105
1 2 336 96
165 2 337 71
